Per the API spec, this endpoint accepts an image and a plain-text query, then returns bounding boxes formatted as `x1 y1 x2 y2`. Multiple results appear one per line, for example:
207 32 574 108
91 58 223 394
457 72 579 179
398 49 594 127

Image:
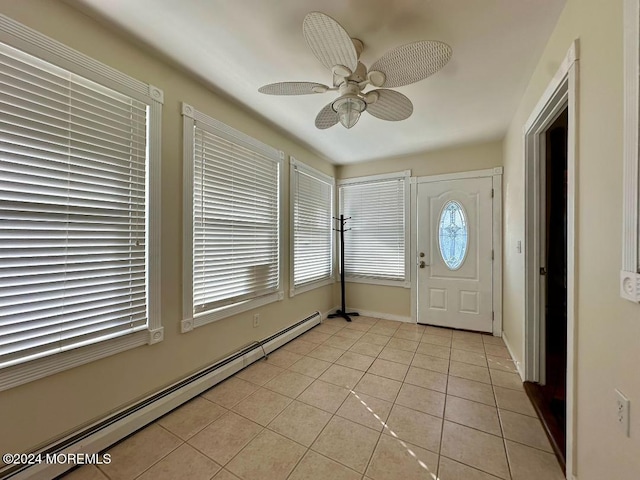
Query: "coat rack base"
327 310 359 322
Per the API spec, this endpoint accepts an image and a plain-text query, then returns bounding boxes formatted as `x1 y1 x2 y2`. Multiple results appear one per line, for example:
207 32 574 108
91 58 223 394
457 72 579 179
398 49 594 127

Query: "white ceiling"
67 0 565 164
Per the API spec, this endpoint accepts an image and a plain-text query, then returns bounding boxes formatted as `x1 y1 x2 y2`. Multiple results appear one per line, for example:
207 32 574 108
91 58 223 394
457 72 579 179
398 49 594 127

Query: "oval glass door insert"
438 200 468 270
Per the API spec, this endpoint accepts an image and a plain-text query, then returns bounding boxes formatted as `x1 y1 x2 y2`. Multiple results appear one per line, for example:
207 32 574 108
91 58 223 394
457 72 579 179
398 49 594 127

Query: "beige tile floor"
63 316 566 480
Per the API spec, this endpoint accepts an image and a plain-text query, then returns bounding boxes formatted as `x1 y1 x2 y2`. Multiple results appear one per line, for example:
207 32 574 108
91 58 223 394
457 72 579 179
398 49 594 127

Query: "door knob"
419 261 427 268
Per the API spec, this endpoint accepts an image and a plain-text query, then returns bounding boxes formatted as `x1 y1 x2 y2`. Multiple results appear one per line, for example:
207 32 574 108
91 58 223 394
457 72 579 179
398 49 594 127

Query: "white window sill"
182 291 284 332
290 277 335 297
344 276 410 288
0 329 159 392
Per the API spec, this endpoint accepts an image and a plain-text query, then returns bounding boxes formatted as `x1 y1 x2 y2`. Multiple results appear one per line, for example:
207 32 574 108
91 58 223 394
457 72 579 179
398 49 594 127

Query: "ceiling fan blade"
315 102 339 129
366 89 413 121
303 12 358 72
370 40 452 88
258 82 329 95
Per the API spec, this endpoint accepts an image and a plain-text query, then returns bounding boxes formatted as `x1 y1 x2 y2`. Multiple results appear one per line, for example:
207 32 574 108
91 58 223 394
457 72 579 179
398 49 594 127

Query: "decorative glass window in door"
438 201 468 270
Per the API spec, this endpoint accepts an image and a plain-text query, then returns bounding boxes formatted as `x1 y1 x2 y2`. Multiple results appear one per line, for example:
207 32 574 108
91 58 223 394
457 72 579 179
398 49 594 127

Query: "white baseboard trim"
321 306 340 320
502 331 525 380
3 312 322 480
349 308 413 323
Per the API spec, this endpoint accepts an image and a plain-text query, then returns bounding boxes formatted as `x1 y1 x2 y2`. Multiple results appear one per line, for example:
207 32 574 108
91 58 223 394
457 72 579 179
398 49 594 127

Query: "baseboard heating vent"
1 311 322 480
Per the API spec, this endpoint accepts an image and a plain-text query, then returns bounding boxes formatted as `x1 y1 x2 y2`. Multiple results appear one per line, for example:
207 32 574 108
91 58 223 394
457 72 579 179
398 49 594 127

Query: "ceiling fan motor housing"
338 82 360 98
348 62 367 83
333 61 367 86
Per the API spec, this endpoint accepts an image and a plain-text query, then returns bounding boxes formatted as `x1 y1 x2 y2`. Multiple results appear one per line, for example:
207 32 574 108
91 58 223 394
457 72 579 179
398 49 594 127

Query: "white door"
417 177 494 332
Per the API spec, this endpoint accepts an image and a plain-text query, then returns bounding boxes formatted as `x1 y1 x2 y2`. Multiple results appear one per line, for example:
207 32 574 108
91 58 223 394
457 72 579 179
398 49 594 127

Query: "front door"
417 177 494 332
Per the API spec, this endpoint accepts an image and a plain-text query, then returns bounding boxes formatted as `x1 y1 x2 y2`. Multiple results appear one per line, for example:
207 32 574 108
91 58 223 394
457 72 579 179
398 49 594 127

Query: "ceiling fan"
258 12 452 130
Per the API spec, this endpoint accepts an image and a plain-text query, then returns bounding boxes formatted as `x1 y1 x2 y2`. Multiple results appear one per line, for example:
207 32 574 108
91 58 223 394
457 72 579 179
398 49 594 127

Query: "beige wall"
337 140 502 179
502 0 640 478
337 140 502 318
0 0 335 456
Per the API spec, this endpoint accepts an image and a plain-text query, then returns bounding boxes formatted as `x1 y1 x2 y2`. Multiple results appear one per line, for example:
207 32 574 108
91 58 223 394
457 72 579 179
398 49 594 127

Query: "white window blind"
0 42 151 369
291 159 334 292
192 120 281 315
339 173 408 282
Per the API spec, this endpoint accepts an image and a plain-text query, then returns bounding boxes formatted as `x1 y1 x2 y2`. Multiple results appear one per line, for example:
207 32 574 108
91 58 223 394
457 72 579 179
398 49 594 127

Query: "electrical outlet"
253 313 260 328
615 389 630 437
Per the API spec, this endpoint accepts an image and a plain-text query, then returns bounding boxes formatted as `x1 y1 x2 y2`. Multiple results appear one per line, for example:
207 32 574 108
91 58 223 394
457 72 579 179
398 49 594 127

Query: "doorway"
413 169 502 334
524 108 568 467
523 40 578 478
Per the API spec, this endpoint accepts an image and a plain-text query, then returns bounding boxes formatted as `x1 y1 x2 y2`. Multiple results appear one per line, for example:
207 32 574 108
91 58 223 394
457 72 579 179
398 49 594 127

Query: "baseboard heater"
1 311 322 480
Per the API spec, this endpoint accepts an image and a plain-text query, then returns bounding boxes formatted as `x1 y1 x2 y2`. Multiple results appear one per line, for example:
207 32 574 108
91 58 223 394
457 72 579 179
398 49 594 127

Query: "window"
438 201 469 270
338 171 410 286
0 16 163 391
290 158 334 295
182 103 283 331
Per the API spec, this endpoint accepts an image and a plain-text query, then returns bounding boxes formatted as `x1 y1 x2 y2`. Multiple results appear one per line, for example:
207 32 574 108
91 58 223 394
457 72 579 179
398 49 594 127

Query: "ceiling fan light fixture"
333 95 366 129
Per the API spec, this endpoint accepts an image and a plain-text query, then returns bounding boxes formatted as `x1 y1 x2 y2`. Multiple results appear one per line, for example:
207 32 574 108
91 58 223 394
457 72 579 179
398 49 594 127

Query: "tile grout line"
299 328 511 478
437 452 509 480
201 354 329 477
224 318 372 480
287 317 384 478
181 410 263 472
436 339 452 480
394 332 445 478
96 457 115 480
488 339 515 480
438 331 512 480
359 324 417 478
440 331 503 479
284 450 364 480
435 416 508 440
133 424 193 479
301 316 382 477
357 322 396 475
269 386 369 477
163 400 231 444
97 423 184 480
213 422 268 477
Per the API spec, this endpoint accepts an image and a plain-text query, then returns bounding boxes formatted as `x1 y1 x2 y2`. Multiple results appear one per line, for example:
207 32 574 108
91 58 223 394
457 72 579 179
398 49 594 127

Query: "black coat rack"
328 214 359 322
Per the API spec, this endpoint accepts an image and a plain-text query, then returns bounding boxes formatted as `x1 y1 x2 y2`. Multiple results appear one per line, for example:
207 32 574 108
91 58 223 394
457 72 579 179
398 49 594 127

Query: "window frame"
622 0 640 303
289 157 335 296
337 170 411 288
0 14 163 392
181 103 284 332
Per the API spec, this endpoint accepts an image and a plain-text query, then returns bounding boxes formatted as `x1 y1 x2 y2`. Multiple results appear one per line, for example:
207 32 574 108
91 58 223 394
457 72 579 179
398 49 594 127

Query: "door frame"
536 107 569 387
523 40 578 479
411 167 503 336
